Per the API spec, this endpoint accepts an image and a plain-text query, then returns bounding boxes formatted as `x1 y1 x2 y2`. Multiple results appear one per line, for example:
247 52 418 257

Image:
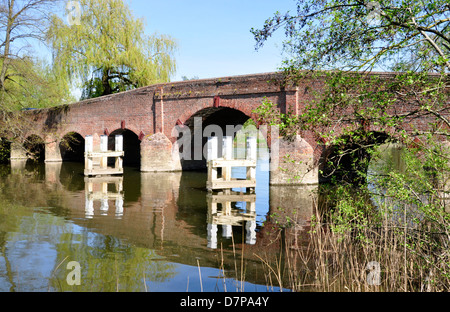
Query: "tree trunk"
101 68 112 96
0 0 15 91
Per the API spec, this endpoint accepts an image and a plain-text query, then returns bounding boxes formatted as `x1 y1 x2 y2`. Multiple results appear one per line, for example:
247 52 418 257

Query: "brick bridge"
10 71 449 185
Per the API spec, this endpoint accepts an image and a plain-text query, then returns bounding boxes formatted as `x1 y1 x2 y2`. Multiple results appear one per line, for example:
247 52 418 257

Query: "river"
0 148 317 292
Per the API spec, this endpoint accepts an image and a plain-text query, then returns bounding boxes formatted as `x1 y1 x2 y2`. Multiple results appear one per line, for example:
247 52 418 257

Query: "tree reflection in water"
0 157 312 292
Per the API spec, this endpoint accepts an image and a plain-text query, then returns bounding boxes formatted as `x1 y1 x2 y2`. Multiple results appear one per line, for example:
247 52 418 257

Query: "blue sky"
126 0 298 81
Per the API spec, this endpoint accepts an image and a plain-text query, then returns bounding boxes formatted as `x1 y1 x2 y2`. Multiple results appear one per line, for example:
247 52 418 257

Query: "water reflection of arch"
37 162 316 288
72 170 293 287
46 153 316 255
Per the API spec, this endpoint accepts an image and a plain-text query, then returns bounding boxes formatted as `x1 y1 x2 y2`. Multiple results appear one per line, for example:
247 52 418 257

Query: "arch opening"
0 138 11 164
319 131 390 185
60 132 85 162
178 107 254 171
108 129 141 167
175 107 271 242
24 134 45 162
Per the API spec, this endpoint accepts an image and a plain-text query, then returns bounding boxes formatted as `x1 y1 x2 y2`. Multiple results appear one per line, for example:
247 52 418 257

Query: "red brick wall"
21 71 449 164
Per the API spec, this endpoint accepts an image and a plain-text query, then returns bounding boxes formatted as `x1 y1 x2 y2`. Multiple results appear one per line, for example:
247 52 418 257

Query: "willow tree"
47 0 177 99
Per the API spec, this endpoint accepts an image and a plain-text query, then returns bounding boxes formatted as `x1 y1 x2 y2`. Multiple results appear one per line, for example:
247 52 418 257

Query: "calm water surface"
0 149 312 292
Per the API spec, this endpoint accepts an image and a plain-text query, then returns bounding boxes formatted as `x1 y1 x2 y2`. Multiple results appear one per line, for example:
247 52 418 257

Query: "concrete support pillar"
10 142 27 160
45 135 62 163
140 132 182 172
269 135 318 185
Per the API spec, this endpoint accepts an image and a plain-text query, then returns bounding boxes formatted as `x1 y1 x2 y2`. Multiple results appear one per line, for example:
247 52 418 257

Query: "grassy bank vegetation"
258 139 450 292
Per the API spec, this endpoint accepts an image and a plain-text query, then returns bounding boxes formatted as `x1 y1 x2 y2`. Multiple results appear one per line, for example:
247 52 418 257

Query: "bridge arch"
60 132 85 162
318 131 390 184
0 138 11 164
176 103 257 132
107 128 141 167
24 134 45 162
174 107 254 170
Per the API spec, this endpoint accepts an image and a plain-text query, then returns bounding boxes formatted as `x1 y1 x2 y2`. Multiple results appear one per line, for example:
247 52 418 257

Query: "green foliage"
0 0 72 113
47 0 177 99
252 0 450 73
251 1 450 186
252 1 450 161
0 138 11 164
0 0 73 151
0 57 75 111
255 70 449 184
253 97 300 139
322 185 377 242
252 1 450 289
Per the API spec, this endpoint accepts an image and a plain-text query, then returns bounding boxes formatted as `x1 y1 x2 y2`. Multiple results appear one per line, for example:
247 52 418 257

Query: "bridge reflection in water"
4 158 317 291
84 176 124 219
206 192 257 249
